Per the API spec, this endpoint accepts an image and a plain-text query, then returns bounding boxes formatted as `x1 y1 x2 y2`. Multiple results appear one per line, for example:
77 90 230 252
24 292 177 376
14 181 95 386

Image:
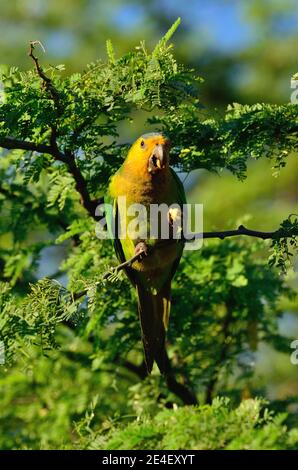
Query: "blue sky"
113 0 253 52
27 0 298 63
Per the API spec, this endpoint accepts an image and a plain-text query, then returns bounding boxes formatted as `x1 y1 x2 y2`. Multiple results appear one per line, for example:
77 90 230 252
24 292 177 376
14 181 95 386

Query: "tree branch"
28 41 62 113
64 150 98 216
165 374 197 405
2 42 99 220
0 135 98 217
0 136 58 156
120 359 148 380
73 218 298 299
185 223 297 242
27 41 98 217
120 357 198 405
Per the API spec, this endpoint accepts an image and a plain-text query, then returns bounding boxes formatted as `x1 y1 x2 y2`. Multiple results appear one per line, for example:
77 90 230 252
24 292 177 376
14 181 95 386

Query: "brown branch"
2 41 98 219
121 359 148 380
64 150 98 216
163 352 197 405
0 136 57 156
0 135 97 217
74 223 298 298
165 373 197 405
73 249 148 300
27 41 98 218
28 41 61 113
120 357 197 405
73 217 298 299
185 224 296 242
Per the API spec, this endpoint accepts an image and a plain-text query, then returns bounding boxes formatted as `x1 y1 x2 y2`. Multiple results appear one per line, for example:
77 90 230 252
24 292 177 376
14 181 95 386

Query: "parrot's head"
127 133 171 176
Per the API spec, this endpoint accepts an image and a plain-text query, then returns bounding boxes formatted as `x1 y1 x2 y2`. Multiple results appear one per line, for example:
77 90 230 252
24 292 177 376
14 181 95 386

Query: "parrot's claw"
134 241 148 259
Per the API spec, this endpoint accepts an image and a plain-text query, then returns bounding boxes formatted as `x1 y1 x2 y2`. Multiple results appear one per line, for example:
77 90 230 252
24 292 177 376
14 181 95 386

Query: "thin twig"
28 41 61 112
73 249 147 300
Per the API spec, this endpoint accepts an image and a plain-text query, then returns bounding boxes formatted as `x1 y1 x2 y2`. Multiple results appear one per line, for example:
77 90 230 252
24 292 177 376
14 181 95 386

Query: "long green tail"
136 281 171 374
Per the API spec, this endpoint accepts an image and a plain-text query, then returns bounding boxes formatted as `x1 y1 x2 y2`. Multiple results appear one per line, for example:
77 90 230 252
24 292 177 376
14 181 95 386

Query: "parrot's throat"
118 163 170 202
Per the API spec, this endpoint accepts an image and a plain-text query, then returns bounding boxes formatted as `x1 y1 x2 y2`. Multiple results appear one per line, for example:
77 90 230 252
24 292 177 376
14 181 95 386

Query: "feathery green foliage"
80 398 298 450
0 22 297 450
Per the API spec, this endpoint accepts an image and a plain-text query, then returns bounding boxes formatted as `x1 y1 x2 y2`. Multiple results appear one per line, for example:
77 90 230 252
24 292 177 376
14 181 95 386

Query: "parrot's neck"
110 163 171 204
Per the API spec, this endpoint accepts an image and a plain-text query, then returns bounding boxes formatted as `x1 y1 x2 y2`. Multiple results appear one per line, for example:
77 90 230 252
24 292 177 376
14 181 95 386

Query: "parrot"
105 132 186 374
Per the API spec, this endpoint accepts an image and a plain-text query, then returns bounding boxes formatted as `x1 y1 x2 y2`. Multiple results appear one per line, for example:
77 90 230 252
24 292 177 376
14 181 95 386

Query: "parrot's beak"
148 144 167 174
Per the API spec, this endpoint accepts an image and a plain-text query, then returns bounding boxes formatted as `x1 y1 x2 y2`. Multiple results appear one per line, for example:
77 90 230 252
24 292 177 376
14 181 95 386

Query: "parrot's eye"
140 140 145 148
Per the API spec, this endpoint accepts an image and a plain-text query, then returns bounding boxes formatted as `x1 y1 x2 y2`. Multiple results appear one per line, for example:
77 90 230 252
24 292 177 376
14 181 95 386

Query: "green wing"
105 191 124 262
105 189 136 285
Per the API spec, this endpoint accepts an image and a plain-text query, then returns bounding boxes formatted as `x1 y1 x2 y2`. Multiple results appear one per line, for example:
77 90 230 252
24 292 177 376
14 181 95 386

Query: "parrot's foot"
168 207 183 239
134 241 148 259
